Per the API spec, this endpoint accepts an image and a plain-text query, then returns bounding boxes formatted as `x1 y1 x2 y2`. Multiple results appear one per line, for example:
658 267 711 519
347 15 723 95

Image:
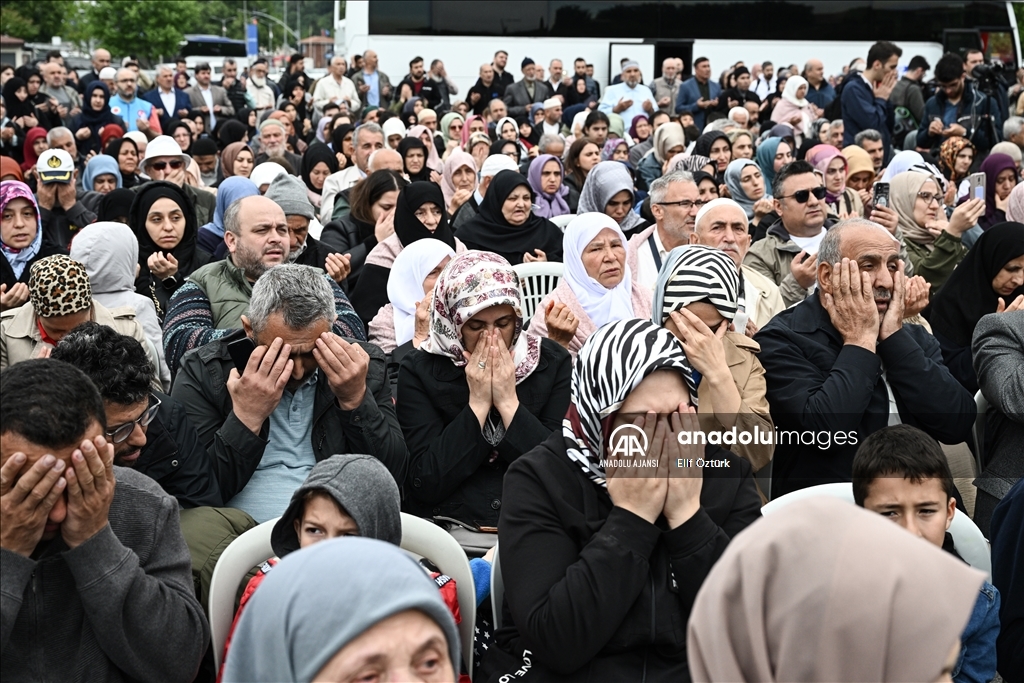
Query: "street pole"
283 1 288 51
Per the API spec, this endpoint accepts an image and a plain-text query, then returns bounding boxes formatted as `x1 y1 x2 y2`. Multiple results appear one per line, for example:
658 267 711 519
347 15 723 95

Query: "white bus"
338 0 1020 98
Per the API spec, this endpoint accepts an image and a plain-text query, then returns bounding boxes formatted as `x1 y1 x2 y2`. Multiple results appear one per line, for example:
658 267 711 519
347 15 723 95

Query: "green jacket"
188 258 252 330
903 230 966 297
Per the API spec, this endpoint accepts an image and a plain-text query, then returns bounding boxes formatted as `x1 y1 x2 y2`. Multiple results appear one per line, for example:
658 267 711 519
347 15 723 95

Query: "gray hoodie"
70 221 171 388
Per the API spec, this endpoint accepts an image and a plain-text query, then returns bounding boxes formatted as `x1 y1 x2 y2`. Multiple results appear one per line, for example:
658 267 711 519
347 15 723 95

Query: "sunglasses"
778 186 827 203
105 395 161 444
149 159 184 172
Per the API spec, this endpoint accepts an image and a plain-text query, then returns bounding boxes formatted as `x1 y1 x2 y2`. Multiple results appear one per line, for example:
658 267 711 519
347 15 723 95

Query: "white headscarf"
562 212 635 329
781 75 810 107
880 150 925 182
387 239 455 348
382 116 407 144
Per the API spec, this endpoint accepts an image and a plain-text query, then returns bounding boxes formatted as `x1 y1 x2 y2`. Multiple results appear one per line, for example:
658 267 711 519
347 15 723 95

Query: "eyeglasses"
656 199 710 211
149 159 184 171
917 191 944 206
105 394 161 444
777 186 827 203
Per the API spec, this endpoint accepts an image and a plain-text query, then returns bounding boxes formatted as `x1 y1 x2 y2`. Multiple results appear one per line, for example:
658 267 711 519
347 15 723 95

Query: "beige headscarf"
688 496 984 683
890 170 937 251
653 122 687 164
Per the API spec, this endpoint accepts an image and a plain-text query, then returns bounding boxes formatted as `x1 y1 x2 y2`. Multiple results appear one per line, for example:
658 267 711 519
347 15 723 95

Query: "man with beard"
51 323 221 507
162 195 364 376
753 218 975 497
599 60 657 123
246 58 278 112
108 68 161 137
503 57 553 120
253 118 302 175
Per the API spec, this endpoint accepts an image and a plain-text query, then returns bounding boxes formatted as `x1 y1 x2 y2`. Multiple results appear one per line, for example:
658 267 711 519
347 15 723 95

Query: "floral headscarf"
421 250 540 385
938 137 976 186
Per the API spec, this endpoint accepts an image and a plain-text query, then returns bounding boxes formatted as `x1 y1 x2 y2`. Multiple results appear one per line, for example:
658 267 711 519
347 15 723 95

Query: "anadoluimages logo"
608 423 649 458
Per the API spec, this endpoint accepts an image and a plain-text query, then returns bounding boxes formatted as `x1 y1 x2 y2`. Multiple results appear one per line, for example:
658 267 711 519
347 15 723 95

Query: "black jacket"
0 237 66 290
480 431 760 682
396 339 571 527
170 329 408 500
468 79 504 117
917 83 1001 155
135 391 222 508
754 293 975 498
319 214 377 289
39 199 96 250
398 75 443 111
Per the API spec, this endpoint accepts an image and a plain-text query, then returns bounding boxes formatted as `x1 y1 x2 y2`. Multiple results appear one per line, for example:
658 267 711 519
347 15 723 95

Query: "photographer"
917 52 1001 156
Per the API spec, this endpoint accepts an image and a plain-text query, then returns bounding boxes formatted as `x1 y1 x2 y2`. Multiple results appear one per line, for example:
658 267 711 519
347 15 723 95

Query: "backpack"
823 75 850 121
892 105 919 142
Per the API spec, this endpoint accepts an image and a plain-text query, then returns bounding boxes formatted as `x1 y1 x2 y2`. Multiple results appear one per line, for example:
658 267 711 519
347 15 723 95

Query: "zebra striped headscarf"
564 318 696 488
651 244 741 325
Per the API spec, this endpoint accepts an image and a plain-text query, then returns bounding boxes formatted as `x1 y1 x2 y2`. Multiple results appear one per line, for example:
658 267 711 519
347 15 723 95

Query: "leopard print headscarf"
28 255 92 318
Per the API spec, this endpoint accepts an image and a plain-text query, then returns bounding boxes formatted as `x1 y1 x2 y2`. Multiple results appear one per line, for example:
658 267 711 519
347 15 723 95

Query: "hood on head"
69 221 139 293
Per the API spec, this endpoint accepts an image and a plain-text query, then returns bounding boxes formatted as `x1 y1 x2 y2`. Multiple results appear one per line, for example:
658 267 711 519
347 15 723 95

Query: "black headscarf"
103 137 140 189
456 170 564 265
692 170 720 193
394 181 455 248
924 222 1024 347
490 138 521 163
128 181 205 286
564 74 593 107
2 77 35 118
97 188 137 222
79 81 116 130
237 107 258 140
218 119 248 149
397 137 433 182
693 130 729 159
165 120 193 155
332 123 354 167
301 142 340 195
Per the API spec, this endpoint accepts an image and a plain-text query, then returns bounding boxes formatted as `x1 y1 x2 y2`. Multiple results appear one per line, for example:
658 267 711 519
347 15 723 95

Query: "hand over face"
61 435 116 549
312 333 369 410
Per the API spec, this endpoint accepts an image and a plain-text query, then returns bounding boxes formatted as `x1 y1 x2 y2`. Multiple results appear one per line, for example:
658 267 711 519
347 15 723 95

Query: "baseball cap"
36 149 75 184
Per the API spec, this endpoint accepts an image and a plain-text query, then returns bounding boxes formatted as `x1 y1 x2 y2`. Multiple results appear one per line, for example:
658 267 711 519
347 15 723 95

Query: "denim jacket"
945 533 1001 683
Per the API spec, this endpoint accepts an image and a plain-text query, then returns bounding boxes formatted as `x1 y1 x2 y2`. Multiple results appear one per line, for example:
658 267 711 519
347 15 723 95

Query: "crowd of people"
1 39 1023 683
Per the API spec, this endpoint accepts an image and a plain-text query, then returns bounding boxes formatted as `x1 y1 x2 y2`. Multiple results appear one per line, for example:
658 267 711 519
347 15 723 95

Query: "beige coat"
697 331 775 474
741 265 787 332
1 301 163 391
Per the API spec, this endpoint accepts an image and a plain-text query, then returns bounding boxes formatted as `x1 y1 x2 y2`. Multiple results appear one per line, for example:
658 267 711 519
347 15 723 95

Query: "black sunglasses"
149 159 184 172
778 186 827 203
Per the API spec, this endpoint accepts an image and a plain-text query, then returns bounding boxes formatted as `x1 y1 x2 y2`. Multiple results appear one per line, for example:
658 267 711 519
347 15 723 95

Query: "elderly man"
855 129 886 176
40 62 82 126
218 58 249 114
246 58 277 111
599 60 657 124
253 118 302 174
0 359 209 681
744 161 836 307
108 68 161 137
546 59 568 100
265 173 350 283
163 195 363 375
185 62 233 133
33 147 94 249
351 50 393 111
802 58 836 111
142 65 192 130
313 56 361 116
753 218 975 497
690 198 786 335
676 57 722 129
137 135 216 226
77 48 111 93
627 171 702 290
318 122 385 222
503 57 553 120
468 63 503 116
170 264 406 523
652 58 681 114
539 97 566 137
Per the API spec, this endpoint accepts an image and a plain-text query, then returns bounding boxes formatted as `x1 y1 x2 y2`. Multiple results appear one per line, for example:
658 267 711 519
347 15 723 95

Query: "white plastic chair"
490 542 505 630
760 482 991 579
513 261 564 320
209 514 476 674
550 213 574 231
973 390 989 477
400 513 476 675
208 516 279 671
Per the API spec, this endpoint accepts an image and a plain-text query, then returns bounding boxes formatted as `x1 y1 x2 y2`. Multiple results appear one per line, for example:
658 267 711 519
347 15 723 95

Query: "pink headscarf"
460 114 483 147
805 144 847 204
407 124 442 171
440 150 478 208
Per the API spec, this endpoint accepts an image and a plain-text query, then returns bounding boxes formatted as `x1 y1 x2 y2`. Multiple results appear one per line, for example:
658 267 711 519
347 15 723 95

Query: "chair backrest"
400 513 476 674
973 390 989 477
491 542 505 630
550 213 575 231
513 261 564 320
761 483 992 579
208 516 279 671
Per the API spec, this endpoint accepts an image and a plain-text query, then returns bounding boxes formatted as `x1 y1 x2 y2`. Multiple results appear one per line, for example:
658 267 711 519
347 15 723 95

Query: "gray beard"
233 243 275 281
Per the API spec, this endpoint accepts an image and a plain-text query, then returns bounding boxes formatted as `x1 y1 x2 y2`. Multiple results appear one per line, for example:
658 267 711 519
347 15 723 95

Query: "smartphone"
227 336 256 374
872 182 890 209
968 172 986 201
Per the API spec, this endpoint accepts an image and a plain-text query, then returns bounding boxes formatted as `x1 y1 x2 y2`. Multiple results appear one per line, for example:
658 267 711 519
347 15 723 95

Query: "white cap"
250 162 288 190
543 97 561 109
480 154 519 178
36 149 75 183
98 67 118 80
142 135 192 168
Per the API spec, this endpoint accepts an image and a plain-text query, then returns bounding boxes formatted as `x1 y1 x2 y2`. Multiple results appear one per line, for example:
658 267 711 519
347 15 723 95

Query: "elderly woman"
652 244 774 473
440 149 477 217
528 212 651 359
637 122 686 191
481 318 759 681
0 181 65 306
0 255 160 383
397 250 572 527
600 138 629 163
457 170 564 265
723 159 774 230
890 170 985 294
397 136 436 183
439 111 465 155
351 181 461 325
806 144 865 219
770 75 815 144
527 153 571 220
578 160 648 238
103 136 141 188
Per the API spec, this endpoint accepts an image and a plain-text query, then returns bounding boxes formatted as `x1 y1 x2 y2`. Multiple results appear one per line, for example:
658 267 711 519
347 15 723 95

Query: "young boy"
853 425 1000 683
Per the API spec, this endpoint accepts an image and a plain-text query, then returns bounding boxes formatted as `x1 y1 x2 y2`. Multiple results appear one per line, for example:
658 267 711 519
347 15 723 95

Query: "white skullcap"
695 197 748 231
480 154 519 178
543 97 561 109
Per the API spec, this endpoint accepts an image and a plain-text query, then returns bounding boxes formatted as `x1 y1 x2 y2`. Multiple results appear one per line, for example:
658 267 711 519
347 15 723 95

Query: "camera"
971 62 1013 97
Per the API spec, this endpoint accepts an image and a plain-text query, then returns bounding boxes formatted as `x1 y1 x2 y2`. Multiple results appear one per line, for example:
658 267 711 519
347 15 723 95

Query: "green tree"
84 0 197 60
0 0 69 41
